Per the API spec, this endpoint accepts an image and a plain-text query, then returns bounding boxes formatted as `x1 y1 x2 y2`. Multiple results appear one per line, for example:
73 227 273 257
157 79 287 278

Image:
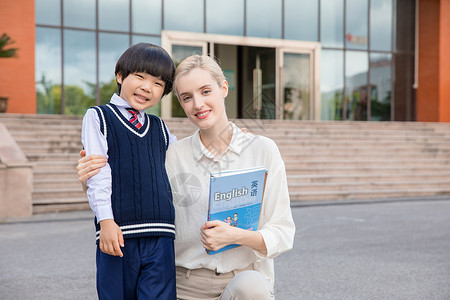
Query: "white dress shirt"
81 93 177 222
165 122 295 286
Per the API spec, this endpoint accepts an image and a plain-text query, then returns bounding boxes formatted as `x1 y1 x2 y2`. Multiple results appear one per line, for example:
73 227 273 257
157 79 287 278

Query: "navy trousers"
96 236 176 300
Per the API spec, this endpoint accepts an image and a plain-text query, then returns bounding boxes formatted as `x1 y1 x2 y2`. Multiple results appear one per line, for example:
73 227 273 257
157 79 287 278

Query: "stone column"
0 124 33 220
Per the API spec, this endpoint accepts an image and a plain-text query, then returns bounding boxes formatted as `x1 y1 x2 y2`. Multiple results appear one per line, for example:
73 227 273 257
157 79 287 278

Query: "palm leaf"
0 33 18 58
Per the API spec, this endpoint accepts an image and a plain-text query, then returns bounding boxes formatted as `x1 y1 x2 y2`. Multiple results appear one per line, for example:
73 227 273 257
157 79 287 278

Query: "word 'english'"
214 187 248 201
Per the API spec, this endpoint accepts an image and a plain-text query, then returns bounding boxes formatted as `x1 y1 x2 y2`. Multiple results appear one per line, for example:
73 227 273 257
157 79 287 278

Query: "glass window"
345 51 368 121
164 0 203 33
246 0 281 39
63 30 96 115
172 45 203 63
35 0 60 26
36 27 62 114
395 0 415 53
99 0 129 32
132 0 161 35
284 0 318 41
171 45 204 117
99 33 129 105
321 0 344 48
132 35 161 46
370 53 392 121
345 0 368 50
321 50 344 120
370 0 392 51
63 0 95 29
206 0 244 36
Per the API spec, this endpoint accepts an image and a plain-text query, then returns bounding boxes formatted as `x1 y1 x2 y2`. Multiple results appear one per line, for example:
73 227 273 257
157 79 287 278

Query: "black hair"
115 43 175 96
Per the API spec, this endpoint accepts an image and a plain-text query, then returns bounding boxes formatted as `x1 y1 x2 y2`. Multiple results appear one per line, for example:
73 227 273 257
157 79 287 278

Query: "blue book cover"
207 166 268 255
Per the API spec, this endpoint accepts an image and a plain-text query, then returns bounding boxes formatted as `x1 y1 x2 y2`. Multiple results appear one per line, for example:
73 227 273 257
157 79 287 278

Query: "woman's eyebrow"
179 84 212 96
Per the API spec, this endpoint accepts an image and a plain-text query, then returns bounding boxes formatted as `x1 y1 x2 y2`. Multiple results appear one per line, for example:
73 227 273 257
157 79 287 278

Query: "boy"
81 43 177 299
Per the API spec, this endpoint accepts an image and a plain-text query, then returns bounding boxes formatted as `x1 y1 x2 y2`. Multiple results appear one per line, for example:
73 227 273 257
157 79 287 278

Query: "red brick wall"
417 0 439 121
0 0 36 114
417 0 450 122
439 0 450 122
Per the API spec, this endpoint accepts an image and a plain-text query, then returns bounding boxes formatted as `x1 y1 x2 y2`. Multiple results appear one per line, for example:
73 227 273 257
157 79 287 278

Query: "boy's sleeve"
81 108 113 222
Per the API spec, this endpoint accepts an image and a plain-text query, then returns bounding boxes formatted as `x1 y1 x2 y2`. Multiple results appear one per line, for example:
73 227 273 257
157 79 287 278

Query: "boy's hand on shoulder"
99 219 124 257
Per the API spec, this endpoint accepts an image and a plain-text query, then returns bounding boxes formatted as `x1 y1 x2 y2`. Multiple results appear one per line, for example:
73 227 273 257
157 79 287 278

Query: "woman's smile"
195 110 211 119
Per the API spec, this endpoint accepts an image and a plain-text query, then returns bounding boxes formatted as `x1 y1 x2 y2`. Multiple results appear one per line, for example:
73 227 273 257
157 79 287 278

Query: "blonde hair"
173 55 226 98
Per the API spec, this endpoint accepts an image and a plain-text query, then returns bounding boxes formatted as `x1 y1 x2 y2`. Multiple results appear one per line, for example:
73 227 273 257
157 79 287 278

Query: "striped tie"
126 108 142 129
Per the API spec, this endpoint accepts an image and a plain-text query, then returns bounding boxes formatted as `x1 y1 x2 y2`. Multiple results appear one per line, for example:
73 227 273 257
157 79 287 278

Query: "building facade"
0 0 449 122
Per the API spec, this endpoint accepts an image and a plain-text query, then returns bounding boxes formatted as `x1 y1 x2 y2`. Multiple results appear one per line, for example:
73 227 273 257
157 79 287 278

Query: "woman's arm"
77 150 107 192
200 220 267 255
256 140 295 259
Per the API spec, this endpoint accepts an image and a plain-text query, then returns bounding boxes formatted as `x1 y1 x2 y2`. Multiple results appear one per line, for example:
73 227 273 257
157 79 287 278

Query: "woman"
78 55 295 300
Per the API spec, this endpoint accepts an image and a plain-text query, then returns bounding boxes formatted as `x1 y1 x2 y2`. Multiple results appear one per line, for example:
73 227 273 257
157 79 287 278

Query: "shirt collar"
110 93 145 117
192 122 252 161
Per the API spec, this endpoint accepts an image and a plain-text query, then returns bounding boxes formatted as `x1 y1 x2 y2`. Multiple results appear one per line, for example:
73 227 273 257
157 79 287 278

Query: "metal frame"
277 47 321 120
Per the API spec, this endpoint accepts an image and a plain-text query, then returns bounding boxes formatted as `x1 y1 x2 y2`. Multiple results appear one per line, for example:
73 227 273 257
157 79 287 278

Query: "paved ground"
1 196 449 299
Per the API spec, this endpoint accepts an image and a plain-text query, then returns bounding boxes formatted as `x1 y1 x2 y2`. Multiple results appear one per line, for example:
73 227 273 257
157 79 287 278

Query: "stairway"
231 119 450 202
1 113 450 214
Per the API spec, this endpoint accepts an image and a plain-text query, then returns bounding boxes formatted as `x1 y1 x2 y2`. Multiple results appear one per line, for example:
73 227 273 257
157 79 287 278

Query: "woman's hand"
77 150 107 192
200 220 239 251
200 220 267 255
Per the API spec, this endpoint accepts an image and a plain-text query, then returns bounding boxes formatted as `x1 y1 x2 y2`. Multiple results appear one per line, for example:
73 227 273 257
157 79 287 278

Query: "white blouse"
165 122 295 286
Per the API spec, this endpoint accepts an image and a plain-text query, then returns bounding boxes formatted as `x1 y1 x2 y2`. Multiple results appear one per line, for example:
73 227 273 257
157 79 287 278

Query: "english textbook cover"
207 166 268 254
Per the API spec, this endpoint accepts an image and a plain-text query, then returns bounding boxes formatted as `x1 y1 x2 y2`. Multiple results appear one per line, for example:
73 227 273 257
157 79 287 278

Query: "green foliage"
37 74 61 114
171 94 186 117
37 74 95 115
99 79 118 105
64 85 95 115
0 33 18 58
36 75 168 116
371 91 391 121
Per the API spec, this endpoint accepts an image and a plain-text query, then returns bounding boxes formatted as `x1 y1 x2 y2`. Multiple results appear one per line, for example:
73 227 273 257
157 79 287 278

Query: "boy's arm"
82 109 124 257
81 109 113 222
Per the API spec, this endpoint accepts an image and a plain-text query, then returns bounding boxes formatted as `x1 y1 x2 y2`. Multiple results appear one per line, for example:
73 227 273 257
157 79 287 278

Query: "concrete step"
287 179 450 192
287 171 450 183
33 200 90 214
283 159 450 168
17 145 83 154
33 188 86 201
33 169 79 180
285 165 450 175
15 139 83 149
290 187 450 201
27 153 81 162
32 161 78 171
34 178 82 189
3 114 450 213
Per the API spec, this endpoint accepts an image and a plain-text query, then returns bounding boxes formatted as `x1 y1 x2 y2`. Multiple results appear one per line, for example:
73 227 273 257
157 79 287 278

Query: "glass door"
277 49 316 120
244 47 276 119
162 31 320 120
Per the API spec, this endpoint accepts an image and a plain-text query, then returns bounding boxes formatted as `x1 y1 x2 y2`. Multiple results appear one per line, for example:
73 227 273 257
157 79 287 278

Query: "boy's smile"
117 72 166 111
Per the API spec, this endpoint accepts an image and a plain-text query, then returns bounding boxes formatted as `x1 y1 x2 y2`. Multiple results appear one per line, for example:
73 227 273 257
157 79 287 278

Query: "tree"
0 33 18 58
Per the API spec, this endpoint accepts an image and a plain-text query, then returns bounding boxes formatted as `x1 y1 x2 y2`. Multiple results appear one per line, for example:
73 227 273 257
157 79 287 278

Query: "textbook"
207 166 268 255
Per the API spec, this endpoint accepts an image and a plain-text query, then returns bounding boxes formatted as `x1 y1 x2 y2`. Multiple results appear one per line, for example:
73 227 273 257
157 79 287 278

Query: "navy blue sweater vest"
92 104 175 241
